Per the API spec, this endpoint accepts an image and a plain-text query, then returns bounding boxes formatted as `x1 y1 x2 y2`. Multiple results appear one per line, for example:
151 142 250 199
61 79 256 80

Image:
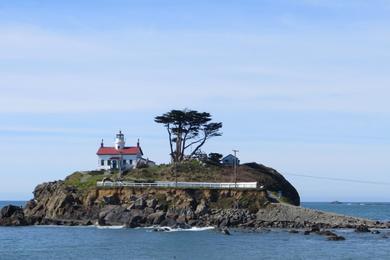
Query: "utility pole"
233 149 239 188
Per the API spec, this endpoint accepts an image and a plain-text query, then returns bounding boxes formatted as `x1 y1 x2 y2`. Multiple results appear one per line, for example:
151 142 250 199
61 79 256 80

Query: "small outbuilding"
222 154 240 166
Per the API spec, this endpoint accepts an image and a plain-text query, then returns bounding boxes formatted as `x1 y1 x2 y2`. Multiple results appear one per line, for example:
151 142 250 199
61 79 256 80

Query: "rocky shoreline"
1 180 389 239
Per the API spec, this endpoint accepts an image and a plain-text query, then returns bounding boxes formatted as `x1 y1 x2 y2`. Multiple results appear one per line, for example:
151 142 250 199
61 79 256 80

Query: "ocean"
1 201 390 260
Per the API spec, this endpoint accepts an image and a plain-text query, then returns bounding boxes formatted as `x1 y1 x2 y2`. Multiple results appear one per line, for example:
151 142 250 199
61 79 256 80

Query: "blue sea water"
1 201 390 260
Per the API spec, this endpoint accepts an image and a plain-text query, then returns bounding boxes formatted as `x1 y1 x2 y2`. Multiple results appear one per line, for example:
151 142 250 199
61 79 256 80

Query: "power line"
284 172 390 186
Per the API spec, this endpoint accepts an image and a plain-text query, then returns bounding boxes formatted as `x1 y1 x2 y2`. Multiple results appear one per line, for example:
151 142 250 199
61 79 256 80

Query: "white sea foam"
96 225 125 229
144 226 215 232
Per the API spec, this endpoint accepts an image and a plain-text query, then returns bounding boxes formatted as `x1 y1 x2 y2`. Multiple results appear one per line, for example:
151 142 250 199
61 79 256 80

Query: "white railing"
96 181 259 189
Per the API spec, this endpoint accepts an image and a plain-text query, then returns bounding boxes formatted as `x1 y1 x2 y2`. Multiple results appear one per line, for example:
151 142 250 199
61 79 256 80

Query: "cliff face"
19 180 388 230
24 181 270 226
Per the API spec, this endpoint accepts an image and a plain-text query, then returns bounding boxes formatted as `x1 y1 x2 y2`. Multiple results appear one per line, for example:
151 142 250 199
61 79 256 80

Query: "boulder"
160 217 177 227
147 211 166 225
219 227 231 235
355 225 370 233
0 205 28 226
175 222 191 229
98 205 130 226
127 209 146 228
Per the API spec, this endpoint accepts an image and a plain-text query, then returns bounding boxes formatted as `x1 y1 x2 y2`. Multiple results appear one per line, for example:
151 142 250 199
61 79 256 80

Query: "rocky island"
1 161 388 235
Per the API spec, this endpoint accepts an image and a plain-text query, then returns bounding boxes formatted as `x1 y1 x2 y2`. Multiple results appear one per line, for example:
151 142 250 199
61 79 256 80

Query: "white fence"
96 181 259 189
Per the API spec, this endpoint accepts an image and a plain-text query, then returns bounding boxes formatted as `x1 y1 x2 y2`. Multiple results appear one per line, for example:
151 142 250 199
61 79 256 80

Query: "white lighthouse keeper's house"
96 131 143 171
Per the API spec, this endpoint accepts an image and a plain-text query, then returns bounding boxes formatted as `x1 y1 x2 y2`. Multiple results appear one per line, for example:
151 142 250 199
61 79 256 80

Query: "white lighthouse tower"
115 130 125 150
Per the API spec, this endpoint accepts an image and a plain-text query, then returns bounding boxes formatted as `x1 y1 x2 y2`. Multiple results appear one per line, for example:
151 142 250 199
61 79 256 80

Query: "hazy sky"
1 0 389 201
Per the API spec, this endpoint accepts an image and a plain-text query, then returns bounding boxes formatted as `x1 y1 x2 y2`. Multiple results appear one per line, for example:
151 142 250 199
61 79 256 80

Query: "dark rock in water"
303 231 311 235
318 230 337 237
310 225 321 233
219 218 230 228
255 228 271 233
355 225 370 233
327 235 346 241
175 222 191 229
160 217 177 227
220 227 231 235
98 206 129 226
289 230 299 234
330 201 342 204
127 209 146 228
0 205 28 226
84 220 93 225
371 230 380 234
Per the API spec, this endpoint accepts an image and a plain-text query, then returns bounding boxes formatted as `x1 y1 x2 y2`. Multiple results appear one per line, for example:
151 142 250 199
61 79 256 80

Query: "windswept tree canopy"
155 109 222 162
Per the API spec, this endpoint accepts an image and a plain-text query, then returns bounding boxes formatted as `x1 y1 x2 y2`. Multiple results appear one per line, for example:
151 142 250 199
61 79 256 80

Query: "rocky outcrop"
0 205 28 226
3 179 385 230
0 170 387 230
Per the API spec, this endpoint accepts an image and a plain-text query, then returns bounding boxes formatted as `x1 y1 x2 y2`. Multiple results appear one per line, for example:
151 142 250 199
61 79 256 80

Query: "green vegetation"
61 160 300 207
63 161 232 190
64 171 106 190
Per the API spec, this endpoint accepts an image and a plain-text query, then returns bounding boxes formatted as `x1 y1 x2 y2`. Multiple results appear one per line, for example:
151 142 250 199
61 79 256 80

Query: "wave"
96 225 125 229
144 226 215 232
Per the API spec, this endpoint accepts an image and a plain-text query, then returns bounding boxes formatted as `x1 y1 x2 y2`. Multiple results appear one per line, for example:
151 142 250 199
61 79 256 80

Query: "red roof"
97 146 143 156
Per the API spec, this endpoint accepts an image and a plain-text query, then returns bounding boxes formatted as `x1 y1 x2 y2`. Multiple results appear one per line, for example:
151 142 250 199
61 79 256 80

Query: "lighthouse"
115 130 125 150
96 131 155 171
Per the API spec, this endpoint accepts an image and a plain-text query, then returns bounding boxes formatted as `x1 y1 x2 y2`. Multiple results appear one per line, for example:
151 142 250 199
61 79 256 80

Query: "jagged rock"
134 197 146 209
195 201 209 215
327 235 346 241
144 207 155 215
99 206 130 226
147 211 166 225
0 205 28 226
355 225 370 233
129 195 138 201
127 209 146 228
126 203 135 210
146 199 157 209
219 227 231 235
219 218 230 228
175 222 191 229
160 217 177 227
103 195 120 205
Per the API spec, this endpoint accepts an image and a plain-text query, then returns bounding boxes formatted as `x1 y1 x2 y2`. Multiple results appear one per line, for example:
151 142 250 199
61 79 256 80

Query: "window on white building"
101 160 104 166
130 160 133 165
107 160 111 166
123 160 126 165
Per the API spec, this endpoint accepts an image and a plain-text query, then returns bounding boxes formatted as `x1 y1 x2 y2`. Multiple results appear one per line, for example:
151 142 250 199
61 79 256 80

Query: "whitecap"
145 226 215 232
96 225 125 229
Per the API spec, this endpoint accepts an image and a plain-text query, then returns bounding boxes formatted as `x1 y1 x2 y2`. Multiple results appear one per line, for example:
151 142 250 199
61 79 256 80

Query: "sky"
0 0 389 201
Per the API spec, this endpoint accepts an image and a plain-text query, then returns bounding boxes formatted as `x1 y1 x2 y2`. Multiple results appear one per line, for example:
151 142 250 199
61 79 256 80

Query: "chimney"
100 139 104 147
